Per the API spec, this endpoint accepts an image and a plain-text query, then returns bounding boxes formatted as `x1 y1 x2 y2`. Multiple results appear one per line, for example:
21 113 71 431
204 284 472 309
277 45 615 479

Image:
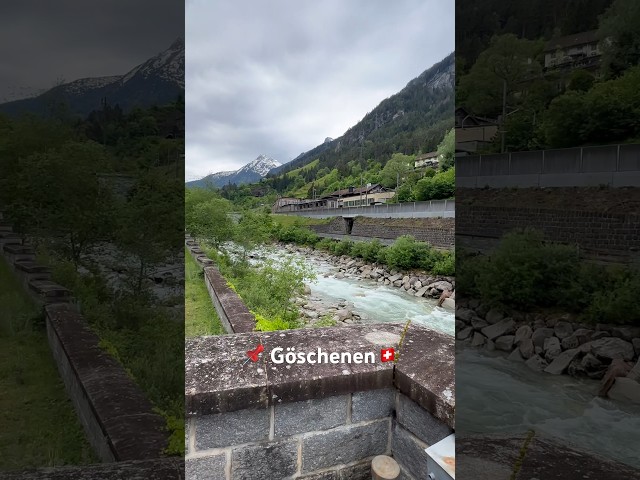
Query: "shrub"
361 240 385 263
334 239 354 256
432 251 455 276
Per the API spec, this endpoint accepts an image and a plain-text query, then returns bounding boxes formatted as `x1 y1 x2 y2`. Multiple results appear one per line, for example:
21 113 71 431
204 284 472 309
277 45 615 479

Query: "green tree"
436 128 455 171
380 153 415 188
567 69 595 92
190 198 234 248
598 0 640 78
458 34 543 117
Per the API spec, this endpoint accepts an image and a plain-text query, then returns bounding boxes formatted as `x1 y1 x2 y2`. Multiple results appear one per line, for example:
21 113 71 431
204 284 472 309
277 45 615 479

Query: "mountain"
0 38 184 118
186 154 282 189
267 53 455 183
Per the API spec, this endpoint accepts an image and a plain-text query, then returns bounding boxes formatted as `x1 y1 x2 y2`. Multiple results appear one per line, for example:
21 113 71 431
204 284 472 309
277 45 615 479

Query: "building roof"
455 106 498 127
321 183 387 199
544 30 599 52
416 151 439 160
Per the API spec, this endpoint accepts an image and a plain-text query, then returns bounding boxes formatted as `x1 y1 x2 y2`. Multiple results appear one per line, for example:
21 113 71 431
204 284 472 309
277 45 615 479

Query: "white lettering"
271 347 284 364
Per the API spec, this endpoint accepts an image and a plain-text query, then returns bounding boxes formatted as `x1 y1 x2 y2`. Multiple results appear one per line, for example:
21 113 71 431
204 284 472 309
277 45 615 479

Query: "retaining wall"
0 212 174 473
310 217 455 250
456 205 640 259
457 143 640 188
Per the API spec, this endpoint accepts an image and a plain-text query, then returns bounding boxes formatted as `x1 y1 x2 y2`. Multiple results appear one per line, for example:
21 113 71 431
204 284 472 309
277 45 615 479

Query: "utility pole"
500 78 507 153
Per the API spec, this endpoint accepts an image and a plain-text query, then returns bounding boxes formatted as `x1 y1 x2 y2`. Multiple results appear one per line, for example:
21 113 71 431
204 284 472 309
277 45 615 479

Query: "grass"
185 248 224 336
0 258 96 470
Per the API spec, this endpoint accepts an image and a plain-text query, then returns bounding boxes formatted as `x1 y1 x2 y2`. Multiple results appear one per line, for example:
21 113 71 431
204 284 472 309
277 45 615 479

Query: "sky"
0 0 183 102
186 0 454 180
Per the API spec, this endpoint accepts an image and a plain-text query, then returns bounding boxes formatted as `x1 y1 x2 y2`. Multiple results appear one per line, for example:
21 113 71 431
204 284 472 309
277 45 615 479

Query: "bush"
315 238 335 251
459 229 640 326
384 235 437 270
432 251 455 276
361 240 384 263
334 239 354 256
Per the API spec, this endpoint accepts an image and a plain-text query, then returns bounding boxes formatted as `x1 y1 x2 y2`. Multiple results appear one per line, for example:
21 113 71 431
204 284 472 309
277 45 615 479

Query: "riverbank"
456 298 640 404
275 243 455 334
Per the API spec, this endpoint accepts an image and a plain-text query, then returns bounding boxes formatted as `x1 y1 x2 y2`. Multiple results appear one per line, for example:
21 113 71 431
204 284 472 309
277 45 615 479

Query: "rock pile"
282 244 455 304
456 299 640 403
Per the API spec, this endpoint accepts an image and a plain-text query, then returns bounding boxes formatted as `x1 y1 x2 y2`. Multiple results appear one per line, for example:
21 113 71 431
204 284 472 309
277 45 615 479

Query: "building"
271 184 396 213
414 152 441 169
454 106 499 155
544 30 601 73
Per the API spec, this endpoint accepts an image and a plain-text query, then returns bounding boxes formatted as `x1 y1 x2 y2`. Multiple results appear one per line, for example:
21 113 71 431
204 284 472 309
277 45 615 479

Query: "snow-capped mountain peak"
185 154 282 188
239 154 282 177
121 37 184 87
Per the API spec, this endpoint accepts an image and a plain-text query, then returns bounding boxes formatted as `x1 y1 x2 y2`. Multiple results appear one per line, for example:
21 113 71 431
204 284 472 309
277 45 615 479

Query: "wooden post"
371 455 400 480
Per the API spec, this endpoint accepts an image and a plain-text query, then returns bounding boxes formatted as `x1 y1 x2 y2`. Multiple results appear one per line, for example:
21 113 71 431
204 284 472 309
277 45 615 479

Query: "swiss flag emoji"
380 347 395 362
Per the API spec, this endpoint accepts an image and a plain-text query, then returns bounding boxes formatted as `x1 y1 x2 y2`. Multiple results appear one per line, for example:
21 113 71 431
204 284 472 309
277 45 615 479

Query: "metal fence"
457 143 640 188
277 199 455 219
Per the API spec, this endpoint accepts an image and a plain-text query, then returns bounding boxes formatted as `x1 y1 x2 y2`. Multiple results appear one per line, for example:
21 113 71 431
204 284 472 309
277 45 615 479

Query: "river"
254 245 454 336
457 346 640 469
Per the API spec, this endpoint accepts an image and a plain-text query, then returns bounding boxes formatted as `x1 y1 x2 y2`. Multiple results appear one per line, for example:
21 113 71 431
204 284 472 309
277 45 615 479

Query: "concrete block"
338 460 372 479
275 395 348 438
351 389 395 423
186 454 226 480
231 439 298 479
391 423 429 480
301 420 389 473
396 394 452 446
195 407 269 450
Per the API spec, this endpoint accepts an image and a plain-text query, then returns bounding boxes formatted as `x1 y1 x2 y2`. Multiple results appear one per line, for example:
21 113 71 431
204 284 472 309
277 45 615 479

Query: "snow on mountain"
237 154 281 177
186 154 281 189
121 37 184 87
0 38 185 117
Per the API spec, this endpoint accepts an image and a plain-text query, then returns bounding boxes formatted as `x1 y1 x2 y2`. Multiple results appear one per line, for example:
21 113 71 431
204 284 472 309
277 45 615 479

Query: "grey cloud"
186 0 454 180
1 0 183 98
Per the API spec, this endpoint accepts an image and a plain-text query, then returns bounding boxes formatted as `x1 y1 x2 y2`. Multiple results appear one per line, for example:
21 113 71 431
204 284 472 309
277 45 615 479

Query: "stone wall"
185 324 455 480
0 211 174 473
456 205 640 258
310 217 455 250
185 237 255 333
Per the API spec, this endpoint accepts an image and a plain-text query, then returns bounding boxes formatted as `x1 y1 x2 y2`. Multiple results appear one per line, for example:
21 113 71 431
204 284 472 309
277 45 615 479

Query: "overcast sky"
186 0 454 180
0 0 183 102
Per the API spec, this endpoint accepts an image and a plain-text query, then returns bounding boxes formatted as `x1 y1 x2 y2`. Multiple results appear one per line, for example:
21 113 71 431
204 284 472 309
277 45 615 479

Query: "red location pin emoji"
246 343 264 362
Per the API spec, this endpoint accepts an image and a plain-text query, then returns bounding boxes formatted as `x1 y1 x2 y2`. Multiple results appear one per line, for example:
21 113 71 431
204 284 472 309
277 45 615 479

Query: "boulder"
514 325 533 345
485 309 504 324
591 337 635 361
554 321 573 339
525 354 548 372
481 318 516 340
415 286 429 297
471 318 489 330
532 328 555 348
471 332 486 347
608 377 640 404
611 326 640 342
581 353 602 371
457 327 473 341
388 274 402 283
561 334 580 350
495 335 515 352
455 307 476 323
335 309 352 322
485 339 495 352
508 348 525 363
428 280 453 292
633 338 640 357
543 337 562 361
519 339 535 359
544 348 581 375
